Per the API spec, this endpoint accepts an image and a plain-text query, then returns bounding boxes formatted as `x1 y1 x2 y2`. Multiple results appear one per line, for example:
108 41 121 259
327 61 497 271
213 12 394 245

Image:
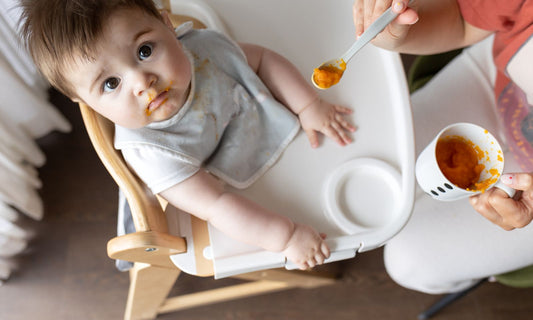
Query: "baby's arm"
159 170 330 269
239 43 356 148
353 0 493 55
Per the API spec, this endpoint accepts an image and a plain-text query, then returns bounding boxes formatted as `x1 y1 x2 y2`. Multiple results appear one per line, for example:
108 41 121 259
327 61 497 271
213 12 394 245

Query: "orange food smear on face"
145 84 172 116
313 60 346 89
436 136 485 190
147 91 156 102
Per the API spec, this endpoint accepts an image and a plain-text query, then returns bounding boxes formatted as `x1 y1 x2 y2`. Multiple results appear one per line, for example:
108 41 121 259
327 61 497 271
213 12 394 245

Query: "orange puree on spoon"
312 60 346 89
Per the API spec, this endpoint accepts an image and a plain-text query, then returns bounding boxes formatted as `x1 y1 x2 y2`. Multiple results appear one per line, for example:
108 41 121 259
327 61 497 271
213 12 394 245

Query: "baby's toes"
315 253 326 265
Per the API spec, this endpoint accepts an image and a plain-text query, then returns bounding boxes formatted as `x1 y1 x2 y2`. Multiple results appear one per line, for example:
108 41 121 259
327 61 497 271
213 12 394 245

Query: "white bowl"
322 158 402 234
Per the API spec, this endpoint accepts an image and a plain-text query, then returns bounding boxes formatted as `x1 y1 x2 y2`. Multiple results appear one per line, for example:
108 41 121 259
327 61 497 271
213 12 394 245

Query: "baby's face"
66 8 191 128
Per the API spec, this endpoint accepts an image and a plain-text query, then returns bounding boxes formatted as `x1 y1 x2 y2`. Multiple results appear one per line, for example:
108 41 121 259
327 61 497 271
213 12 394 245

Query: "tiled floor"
1 63 533 319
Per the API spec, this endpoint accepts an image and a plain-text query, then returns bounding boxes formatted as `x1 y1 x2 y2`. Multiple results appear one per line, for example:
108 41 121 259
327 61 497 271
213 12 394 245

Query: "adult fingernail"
393 1 405 12
501 174 514 185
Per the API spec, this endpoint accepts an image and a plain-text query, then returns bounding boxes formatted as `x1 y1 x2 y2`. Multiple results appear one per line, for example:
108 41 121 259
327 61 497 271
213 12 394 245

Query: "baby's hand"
470 173 533 230
298 98 356 148
282 224 330 270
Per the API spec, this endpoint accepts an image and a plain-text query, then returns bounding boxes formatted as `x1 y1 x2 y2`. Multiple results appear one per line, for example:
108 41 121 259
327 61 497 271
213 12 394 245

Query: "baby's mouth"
146 87 170 116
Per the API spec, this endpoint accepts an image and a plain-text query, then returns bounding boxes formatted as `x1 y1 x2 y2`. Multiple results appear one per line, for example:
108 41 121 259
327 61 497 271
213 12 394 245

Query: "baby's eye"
103 77 120 92
138 44 153 60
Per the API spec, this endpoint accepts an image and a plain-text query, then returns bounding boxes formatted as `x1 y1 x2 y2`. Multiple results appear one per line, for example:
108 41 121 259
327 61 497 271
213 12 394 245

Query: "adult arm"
353 0 493 54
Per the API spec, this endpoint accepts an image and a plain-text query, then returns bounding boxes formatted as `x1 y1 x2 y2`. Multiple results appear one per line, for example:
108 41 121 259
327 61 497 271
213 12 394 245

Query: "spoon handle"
341 6 399 62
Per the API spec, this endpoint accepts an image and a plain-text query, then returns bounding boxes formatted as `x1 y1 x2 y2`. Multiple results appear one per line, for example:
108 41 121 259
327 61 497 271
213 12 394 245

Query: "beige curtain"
0 0 71 284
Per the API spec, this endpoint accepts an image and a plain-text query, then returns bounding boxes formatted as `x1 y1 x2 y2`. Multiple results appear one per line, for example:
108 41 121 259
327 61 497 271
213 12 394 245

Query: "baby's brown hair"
19 0 162 98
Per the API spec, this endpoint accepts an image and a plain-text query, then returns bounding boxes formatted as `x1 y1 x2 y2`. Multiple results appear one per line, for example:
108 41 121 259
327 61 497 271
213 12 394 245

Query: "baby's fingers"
334 104 354 115
335 112 357 133
304 129 319 149
333 105 356 134
323 125 348 146
329 121 354 145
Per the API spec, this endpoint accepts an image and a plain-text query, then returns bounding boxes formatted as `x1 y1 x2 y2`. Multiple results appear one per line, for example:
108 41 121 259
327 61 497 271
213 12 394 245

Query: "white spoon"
312 5 402 90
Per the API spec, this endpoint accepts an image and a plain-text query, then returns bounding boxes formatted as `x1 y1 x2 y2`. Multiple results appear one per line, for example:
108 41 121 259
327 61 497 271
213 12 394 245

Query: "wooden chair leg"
235 268 337 289
157 268 337 316
125 263 181 320
159 279 291 313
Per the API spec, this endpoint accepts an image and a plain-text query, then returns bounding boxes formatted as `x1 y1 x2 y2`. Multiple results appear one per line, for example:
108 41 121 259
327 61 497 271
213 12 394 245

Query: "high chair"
78 4 338 319
79 0 414 318
79 102 337 320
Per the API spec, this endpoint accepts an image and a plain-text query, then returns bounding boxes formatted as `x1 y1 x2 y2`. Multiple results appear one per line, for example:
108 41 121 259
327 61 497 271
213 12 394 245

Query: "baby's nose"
133 72 156 96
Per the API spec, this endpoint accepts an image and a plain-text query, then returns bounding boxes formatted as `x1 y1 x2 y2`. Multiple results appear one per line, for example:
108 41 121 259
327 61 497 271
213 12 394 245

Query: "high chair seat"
80 0 414 318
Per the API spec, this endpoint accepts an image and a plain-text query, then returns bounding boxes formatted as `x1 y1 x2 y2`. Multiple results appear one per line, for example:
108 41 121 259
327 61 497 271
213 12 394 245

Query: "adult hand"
352 0 419 49
470 173 533 230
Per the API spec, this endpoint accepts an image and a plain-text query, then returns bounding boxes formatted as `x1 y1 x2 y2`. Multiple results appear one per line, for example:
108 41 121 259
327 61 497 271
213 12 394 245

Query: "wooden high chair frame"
79 99 336 319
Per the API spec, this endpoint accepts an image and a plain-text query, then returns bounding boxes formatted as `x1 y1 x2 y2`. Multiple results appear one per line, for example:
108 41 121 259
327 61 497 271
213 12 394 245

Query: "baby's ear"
70 97 86 106
160 10 174 30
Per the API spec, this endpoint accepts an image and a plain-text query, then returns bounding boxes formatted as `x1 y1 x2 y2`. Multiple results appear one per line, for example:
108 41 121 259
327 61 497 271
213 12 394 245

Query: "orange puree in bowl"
313 60 346 89
436 136 485 189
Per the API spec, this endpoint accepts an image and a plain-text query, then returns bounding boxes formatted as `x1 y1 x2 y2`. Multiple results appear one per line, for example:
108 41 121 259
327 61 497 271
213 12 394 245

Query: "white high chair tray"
167 0 415 278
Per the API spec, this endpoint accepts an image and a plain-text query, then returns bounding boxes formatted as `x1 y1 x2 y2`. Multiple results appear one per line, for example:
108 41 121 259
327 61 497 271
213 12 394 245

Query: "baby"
20 0 355 269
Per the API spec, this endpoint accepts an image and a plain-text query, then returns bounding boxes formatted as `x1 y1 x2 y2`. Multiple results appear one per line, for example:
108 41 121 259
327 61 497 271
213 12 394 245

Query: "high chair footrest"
107 231 187 268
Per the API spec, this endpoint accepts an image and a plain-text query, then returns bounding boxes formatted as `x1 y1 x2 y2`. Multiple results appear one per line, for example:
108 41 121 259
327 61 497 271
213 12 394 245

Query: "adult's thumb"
501 173 533 191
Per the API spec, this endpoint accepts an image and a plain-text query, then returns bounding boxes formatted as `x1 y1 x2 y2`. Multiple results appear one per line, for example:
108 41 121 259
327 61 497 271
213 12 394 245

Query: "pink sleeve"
457 0 529 32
